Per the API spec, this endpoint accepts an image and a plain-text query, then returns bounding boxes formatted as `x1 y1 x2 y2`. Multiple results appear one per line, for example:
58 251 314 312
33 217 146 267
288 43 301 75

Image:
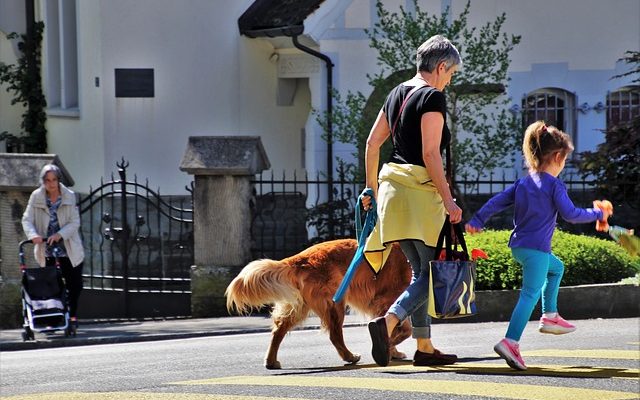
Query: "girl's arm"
467 183 517 231
553 181 603 223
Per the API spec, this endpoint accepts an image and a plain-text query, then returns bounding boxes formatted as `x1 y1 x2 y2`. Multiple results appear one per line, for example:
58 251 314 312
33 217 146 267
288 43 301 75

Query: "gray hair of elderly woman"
416 35 462 73
39 164 62 183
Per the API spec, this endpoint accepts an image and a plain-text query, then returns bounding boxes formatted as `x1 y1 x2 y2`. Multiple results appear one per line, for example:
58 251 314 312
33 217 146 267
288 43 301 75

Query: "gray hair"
416 35 462 73
40 164 62 183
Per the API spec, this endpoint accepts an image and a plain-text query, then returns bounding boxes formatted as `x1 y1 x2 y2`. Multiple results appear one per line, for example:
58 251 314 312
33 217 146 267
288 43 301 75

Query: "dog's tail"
225 259 302 315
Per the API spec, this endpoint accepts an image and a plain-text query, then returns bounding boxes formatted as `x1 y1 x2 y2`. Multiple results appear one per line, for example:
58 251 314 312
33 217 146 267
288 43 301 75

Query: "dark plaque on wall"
115 68 154 98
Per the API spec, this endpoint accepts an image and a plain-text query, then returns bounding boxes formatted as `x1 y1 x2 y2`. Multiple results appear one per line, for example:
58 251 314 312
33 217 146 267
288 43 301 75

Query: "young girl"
465 121 611 371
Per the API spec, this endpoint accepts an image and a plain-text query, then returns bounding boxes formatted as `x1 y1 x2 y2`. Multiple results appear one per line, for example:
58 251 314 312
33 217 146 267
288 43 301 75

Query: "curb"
1 283 637 351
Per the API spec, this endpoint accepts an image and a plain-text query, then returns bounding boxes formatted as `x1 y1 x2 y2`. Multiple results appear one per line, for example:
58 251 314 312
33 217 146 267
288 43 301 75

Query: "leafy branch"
0 21 47 153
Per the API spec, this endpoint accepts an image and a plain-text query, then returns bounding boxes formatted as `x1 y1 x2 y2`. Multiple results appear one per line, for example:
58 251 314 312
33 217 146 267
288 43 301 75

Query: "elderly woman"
22 164 85 328
362 35 463 367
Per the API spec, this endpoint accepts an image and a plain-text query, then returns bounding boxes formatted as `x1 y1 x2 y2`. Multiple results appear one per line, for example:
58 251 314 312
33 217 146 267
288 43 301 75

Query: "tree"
578 51 640 207
317 0 522 185
0 22 48 153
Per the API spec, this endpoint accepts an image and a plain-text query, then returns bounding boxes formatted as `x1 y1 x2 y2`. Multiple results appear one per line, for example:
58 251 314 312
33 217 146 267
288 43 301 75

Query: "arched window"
607 86 640 129
522 89 577 143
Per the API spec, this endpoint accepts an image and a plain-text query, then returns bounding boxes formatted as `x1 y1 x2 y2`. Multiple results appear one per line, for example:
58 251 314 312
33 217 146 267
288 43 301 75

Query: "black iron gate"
77 159 193 319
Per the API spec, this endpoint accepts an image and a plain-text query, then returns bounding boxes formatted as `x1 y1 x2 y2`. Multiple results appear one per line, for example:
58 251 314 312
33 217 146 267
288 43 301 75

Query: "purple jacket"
468 172 603 253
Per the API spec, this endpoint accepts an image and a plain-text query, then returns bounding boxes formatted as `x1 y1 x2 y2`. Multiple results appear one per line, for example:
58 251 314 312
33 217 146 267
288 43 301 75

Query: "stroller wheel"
22 327 34 341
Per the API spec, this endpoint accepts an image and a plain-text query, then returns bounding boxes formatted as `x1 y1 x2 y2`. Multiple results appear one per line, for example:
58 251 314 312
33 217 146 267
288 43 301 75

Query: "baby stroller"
19 239 76 341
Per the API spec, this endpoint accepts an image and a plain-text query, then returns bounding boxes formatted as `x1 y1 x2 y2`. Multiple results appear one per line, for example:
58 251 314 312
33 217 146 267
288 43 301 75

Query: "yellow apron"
364 162 446 273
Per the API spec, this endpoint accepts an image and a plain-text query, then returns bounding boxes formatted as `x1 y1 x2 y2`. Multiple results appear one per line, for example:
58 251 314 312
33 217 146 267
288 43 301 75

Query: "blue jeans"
388 240 436 339
506 247 565 341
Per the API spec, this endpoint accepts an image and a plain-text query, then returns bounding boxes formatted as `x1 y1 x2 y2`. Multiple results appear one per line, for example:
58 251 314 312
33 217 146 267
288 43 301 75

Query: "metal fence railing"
250 170 638 260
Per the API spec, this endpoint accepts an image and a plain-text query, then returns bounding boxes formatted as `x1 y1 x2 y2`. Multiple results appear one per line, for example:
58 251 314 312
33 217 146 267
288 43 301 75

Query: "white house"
1 0 638 195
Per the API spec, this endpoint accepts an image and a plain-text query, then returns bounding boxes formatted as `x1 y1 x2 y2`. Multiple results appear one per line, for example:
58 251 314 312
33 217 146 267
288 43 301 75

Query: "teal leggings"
506 247 565 341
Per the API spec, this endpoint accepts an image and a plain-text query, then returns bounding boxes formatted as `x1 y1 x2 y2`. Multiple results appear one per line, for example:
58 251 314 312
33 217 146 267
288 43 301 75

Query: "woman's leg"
387 240 436 352
60 259 84 318
541 253 564 314
506 248 549 341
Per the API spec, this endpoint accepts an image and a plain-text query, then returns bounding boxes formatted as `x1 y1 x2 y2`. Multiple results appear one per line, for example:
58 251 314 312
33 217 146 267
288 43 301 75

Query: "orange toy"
593 200 613 232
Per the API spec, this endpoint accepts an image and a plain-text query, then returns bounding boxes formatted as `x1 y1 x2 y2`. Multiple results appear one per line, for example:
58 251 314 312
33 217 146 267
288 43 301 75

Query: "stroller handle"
19 237 49 268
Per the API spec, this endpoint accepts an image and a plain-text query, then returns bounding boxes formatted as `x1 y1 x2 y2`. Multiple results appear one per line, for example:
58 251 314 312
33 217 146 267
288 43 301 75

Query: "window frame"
606 85 640 130
521 88 578 152
43 0 79 117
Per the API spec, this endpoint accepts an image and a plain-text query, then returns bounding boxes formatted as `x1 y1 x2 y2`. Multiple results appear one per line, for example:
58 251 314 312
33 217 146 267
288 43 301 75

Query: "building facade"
1 0 638 194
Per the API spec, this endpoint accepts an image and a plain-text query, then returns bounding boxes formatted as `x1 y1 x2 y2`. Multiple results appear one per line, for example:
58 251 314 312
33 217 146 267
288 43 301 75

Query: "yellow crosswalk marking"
174 375 639 400
379 362 639 379
521 349 639 360
0 393 311 400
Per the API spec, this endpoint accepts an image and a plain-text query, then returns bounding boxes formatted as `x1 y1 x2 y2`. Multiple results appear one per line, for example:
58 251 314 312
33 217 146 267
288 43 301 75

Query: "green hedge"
465 230 637 290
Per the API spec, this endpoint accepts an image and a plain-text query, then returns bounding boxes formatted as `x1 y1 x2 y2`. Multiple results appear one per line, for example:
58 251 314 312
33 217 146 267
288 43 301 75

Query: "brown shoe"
368 317 390 366
413 349 458 366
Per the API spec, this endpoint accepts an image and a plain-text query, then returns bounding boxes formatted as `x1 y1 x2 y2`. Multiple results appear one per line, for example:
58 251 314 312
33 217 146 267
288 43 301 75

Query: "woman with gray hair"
22 164 85 330
361 35 462 367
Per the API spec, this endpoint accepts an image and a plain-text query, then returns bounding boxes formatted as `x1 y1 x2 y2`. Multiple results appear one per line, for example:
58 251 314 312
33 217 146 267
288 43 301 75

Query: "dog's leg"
265 303 308 369
324 304 361 364
389 319 412 359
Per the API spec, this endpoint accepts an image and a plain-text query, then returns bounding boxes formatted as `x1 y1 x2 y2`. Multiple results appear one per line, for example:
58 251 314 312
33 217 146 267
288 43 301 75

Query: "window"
522 88 577 146
521 89 578 165
607 86 640 129
44 0 78 115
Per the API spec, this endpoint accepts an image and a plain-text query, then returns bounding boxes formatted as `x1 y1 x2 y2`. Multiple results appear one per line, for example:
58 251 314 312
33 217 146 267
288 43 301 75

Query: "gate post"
180 136 270 317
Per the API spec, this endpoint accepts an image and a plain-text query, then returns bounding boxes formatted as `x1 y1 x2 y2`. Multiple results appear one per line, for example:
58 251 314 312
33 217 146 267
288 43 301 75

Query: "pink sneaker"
494 339 527 371
539 315 576 335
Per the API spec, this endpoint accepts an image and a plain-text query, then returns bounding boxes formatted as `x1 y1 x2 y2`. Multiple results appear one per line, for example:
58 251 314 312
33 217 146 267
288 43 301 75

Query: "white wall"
44 0 104 190
43 0 316 194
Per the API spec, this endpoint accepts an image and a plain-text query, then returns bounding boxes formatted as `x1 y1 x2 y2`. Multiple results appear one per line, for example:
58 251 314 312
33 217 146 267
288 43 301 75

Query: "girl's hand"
465 223 482 234
593 200 613 232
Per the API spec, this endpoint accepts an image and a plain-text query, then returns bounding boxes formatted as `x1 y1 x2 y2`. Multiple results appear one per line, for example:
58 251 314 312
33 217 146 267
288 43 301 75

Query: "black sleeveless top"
382 83 450 167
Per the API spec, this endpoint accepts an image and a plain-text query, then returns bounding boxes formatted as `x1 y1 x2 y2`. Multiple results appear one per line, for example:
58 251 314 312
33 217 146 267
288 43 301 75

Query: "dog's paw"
390 348 407 360
345 353 361 364
265 360 282 370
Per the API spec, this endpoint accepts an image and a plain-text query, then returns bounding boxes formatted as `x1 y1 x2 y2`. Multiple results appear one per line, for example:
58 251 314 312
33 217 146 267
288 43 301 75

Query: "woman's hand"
31 236 44 244
361 188 377 211
444 198 462 224
47 233 62 246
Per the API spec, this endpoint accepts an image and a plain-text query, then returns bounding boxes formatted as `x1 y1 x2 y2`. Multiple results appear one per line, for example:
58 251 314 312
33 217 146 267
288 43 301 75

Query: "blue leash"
333 188 377 303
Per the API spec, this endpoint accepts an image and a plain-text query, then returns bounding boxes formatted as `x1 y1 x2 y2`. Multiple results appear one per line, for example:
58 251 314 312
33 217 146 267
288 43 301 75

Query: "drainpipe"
291 34 335 238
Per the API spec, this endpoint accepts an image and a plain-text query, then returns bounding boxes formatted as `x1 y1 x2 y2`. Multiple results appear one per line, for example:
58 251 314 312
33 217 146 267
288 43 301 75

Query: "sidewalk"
0 314 369 352
2 282 637 352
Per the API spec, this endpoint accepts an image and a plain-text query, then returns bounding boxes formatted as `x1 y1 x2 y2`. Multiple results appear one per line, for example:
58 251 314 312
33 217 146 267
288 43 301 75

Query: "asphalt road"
1 318 638 400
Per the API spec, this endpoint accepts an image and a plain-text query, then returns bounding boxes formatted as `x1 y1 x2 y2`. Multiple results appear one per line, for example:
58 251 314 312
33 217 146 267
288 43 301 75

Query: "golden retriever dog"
226 239 412 369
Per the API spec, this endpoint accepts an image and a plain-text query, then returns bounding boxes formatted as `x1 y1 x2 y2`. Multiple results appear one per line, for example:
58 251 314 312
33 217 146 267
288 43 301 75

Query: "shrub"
465 229 637 290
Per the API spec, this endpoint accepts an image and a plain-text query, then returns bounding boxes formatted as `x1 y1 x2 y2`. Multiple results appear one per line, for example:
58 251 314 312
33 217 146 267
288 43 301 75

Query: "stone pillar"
0 154 74 327
180 136 270 317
